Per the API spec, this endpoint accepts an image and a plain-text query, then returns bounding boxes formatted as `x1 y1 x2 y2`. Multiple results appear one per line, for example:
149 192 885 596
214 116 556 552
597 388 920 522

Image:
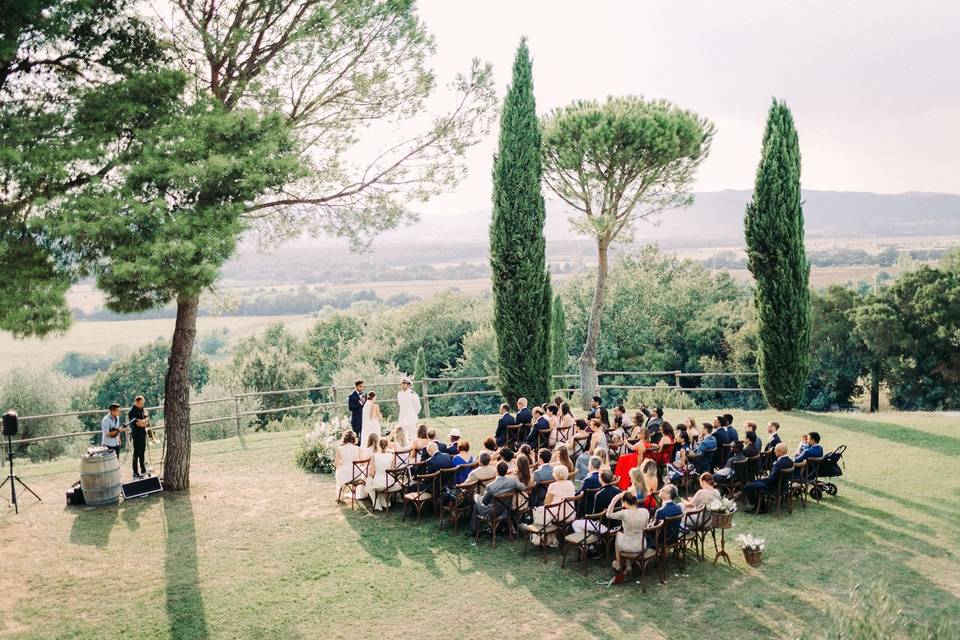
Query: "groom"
348 380 366 438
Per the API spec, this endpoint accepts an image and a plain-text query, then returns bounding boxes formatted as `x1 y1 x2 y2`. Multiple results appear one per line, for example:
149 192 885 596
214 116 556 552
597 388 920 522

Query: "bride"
360 391 383 448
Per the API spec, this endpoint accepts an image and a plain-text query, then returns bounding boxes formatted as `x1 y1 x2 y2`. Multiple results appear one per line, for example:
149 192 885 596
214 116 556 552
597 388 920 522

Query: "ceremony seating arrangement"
334 403 843 589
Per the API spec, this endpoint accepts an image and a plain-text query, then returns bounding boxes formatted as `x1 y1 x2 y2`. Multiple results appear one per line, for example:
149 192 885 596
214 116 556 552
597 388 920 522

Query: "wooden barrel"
80 447 122 506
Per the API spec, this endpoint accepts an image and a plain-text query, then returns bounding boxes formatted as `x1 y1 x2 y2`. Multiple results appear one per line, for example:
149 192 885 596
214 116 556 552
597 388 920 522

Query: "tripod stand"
1 433 41 514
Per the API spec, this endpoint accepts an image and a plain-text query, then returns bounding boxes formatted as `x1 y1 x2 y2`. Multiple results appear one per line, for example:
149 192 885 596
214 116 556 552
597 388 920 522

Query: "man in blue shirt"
688 423 717 473
794 432 824 463
100 403 123 458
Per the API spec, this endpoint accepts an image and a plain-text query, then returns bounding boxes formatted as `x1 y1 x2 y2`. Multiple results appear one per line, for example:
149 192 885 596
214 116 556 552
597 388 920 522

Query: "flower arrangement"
295 417 351 474
735 533 765 552
706 497 738 514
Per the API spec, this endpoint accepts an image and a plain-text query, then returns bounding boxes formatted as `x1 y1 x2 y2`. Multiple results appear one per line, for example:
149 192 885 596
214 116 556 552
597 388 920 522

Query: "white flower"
735 533 766 551
706 497 738 514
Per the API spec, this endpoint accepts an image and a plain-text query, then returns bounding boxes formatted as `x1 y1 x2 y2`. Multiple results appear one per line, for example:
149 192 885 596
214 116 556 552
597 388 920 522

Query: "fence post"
234 395 245 444
421 379 431 419
674 370 682 410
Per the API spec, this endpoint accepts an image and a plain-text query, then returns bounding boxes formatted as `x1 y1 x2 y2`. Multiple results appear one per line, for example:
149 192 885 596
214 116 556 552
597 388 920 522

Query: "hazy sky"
410 0 960 214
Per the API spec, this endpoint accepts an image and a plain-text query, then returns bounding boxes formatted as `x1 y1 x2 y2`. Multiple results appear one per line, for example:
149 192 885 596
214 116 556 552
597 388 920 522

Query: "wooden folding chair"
620 520 664 593
506 424 524 449
680 505 708 562
403 469 439 524
561 499 602 576
439 479 477 533
341 458 370 510
475 490 516 547
378 466 409 516
756 465 794 517
790 459 808 510
660 513 686 575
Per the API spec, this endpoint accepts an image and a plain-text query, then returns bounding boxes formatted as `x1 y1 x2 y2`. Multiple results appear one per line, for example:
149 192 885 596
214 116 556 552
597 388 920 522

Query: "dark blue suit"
417 451 454 491
764 432 782 452
654 501 684 544
515 407 532 426
594 485 620 524
576 472 601 513
525 416 550 447
727 426 739 443
745 455 794 508
347 390 365 436
495 412 516 446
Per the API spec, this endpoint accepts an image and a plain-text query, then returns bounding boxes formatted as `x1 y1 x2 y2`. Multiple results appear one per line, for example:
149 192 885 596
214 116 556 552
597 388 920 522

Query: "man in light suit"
468 462 527 535
744 443 793 512
347 380 365 438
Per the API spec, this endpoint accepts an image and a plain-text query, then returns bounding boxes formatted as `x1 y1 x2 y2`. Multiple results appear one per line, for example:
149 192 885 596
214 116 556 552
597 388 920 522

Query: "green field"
1 410 958 639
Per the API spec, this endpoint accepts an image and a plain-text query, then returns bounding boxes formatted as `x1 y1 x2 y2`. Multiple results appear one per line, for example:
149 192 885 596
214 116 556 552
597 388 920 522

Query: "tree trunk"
162 294 199 490
579 241 609 409
869 361 880 413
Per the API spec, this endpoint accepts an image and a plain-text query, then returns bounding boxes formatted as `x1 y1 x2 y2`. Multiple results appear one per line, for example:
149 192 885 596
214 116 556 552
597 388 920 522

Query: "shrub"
0 368 79 461
189 381 260 442
294 417 351 474
198 328 229 355
55 352 115 378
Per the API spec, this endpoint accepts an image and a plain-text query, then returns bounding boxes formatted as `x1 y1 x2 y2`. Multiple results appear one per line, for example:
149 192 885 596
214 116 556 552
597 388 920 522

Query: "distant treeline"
74 288 417 321
701 246 948 270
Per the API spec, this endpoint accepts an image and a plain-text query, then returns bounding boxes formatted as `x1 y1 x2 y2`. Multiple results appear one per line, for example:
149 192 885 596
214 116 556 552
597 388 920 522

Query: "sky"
409 0 960 214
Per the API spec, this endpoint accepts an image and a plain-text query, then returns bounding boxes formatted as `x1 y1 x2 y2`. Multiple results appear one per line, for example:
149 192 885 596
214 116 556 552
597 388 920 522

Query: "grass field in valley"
1 410 958 640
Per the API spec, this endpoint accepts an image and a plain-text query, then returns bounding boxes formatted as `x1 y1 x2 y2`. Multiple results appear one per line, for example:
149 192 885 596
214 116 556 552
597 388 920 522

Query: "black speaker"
2 411 16 436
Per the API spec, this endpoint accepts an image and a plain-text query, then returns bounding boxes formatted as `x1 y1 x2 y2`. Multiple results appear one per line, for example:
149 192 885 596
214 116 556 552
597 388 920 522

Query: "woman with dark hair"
682 472 720 529
334 430 360 502
515 454 533 486
482 436 498 457
453 440 474 484
518 443 535 466
558 402 575 442
552 445 575 474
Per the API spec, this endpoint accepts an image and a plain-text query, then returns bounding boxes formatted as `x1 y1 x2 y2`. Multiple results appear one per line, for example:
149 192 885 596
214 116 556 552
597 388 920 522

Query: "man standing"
347 380 366 438
397 377 421 432
128 396 150 478
101 403 123 459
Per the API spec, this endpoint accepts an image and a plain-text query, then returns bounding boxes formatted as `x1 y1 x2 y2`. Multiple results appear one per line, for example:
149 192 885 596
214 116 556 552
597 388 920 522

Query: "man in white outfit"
396 377 422 431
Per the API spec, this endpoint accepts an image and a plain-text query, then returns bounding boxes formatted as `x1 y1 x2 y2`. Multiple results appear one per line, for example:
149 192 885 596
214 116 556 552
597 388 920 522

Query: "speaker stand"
1 434 41 514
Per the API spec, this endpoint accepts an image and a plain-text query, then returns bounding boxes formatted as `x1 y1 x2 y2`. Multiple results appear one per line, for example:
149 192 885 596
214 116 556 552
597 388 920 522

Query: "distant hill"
371 189 960 247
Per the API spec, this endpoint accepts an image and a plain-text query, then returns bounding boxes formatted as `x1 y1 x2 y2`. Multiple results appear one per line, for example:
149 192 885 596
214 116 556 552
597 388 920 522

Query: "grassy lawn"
1 410 958 639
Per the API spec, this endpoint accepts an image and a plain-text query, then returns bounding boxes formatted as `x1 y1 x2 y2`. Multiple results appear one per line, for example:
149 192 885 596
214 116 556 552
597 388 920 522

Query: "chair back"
556 424 572 444
643 519 665 555
661 513 684 545
351 458 370 483
385 466 408 493
744 455 761 482
439 465 459 490
506 423 524 448
491 490 517 519
805 456 823 481
392 448 411 467
682 505 706 531
775 464 794 493
580 486 602 516
732 458 748 481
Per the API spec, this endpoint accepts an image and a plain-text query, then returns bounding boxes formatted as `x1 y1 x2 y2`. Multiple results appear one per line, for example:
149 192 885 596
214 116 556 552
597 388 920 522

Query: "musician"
101 403 123 458
128 396 150 478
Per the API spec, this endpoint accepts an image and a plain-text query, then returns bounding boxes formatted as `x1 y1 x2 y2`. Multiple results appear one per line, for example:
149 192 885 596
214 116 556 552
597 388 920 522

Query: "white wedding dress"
360 401 382 449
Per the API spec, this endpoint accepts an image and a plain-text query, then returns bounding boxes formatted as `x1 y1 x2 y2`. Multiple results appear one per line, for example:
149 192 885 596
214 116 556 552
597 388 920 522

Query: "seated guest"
441 428 462 455
334 431 360 502
587 396 609 427
567 418 591 454
638 459 659 512
657 422 676 465
712 415 730 451
518 443 535 466
681 472 720 529
452 441 474 484
613 405 632 430
743 430 761 458
529 466 577 547
743 420 761 450
552 445 575 474
606 491 650 572
641 405 664 439
533 448 554 483
576 456 603 501
498 447 517 474
687 423 717 473
744 443 793 512
571 467 618 534
574 445 601 482
515 454 533 489
794 432 824 461
469 461 528 536
495 403 516 445
524 407 551 447
765 421 782 452
714 441 747 483
415 442 454 491
515 397 533 430
794 431 823 463
420 428 440 460
558 402 576 441
482 436 498 458
723 413 738 443
466 452 497 485
653 484 683 544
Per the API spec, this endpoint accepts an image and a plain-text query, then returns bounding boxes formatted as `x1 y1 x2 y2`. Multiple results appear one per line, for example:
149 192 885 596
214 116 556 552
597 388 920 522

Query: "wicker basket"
711 511 734 528
743 548 763 566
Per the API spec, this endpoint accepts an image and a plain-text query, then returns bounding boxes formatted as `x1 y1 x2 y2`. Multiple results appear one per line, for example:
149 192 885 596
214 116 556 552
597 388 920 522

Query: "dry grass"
1 410 958 639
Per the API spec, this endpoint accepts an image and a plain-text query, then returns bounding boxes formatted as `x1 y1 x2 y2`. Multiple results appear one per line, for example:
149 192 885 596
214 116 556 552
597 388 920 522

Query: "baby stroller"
809 445 845 501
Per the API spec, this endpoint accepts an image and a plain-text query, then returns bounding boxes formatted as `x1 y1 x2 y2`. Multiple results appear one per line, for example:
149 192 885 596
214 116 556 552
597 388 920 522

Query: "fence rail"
3 371 760 451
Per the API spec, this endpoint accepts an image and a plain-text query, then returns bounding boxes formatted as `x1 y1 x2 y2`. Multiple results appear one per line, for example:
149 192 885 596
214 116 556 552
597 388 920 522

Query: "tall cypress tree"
490 38 551 405
550 293 567 385
745 99 811 410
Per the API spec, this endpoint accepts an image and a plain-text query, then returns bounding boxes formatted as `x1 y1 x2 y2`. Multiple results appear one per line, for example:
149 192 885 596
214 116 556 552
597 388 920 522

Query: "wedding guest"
559 402 576 437
744 443 793 512
362 432 379 458
515 397 533 427
606 491 650 572
533 449 554 482
577 456 603 498
572 468 619 534
714 441 747 484
639 459 659 511
681 472 720 529
723 413 739 443
525 407 551 447
411 424 430 456
546 404 561 445
743 420 761 450
795 432 823 463
482 436 498 457
388 425 409 450
515 454 533 488
765 421 783 452
367 438 396 511
529 465 576 547
416 442 453 491
495 403 516 446
334 431 360 503
498 447 517 474
653 484 683 543
552 445 575 474
467 452 497 485
518 443 535 466
453 441 475 484
443 428 462 455
743 430 761 458
469 462 527 536
687 422 717 473
587 396 609 427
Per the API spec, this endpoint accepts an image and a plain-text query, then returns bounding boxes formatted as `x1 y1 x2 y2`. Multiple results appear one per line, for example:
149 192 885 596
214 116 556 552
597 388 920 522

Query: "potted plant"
706 497 737 528
736 533 765 566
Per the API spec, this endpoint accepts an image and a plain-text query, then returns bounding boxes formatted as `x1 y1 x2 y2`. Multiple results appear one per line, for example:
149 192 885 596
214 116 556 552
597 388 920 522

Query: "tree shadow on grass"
163 492 209 640
843 479 960 526
799 412 960 457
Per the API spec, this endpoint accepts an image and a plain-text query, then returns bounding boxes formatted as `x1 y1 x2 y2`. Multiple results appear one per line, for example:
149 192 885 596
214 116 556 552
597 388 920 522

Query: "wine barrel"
80 446 122 506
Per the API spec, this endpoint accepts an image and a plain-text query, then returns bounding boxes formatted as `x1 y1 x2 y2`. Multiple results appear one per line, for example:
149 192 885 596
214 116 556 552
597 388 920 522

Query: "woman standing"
360 391 383 449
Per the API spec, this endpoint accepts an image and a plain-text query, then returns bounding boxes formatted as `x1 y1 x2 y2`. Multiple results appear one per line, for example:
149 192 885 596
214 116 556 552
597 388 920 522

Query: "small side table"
710 513 733 566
